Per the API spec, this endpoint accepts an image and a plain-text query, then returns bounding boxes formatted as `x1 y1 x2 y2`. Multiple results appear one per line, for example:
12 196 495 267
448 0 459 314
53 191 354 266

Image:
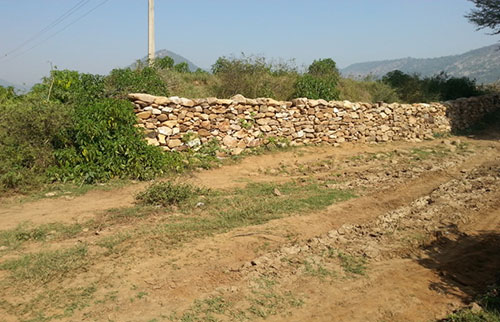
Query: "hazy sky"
0 0 498 86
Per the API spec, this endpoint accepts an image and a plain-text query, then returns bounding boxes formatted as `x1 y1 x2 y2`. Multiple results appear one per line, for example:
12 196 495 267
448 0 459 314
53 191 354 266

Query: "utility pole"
148 0 155 66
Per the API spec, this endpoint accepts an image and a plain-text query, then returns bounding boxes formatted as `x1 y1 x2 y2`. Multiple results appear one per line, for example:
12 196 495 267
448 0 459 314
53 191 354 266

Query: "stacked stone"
128 93 497 153
443 94 500 131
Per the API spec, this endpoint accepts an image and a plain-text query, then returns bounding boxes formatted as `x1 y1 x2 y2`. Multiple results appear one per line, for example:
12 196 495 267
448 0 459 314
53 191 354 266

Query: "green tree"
308 58 340 81
0 86 16 104
154 56 174 70
174 62 190 73
293 58 340 100
466 0 500 34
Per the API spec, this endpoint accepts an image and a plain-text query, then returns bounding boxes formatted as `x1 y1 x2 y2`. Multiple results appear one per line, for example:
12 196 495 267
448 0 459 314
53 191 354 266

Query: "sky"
0 0 498 86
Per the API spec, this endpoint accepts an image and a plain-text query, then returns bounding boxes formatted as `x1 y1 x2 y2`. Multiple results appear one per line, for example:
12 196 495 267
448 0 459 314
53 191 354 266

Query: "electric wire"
2 0 91 58
0 0 110 63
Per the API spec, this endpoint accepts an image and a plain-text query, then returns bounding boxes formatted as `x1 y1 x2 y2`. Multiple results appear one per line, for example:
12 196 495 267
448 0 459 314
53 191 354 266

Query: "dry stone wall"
128 93 500 154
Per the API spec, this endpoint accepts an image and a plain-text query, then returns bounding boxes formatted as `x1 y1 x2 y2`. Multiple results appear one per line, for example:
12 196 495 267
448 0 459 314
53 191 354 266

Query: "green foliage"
0 85 16 104
445 284 500 322
446 310 500 322
294 74 339 100
338 77 399 103
293 58 340 100
0 245 89 283
0 98 72 191
31 69 105 104
136 181 207 207
466 0 500 35
49 98 181 183
154 56 174 70
211 54 299 100
105 67 168 99
382 70 482 103
174 62 190 73
308 58 340 80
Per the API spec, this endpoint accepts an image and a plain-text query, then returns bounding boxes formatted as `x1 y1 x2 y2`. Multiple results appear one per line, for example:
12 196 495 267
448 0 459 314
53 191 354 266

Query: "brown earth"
0 129 499 322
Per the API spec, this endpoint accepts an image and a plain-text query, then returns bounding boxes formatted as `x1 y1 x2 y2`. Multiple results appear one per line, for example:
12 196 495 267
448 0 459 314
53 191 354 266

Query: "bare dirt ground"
0 126 499 321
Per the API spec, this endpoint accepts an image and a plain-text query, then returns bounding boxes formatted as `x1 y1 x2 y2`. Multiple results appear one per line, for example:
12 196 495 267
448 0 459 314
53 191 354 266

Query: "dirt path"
1 133 499 322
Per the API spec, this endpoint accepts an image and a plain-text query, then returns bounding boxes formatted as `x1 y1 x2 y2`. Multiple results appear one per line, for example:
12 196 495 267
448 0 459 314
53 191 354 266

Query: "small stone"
137 111 152 119
231 94 246 104
158 127 173 136
180 98 195 107
157 114 168 122
470 302 482 313
45 192 57 197
168 139 182 148
0 246 8 251
198 129 211 137
273 188 282 196
128 93 156 104
231 148 244 155
146 138 160 146
223 135 238 148
154 96 170 105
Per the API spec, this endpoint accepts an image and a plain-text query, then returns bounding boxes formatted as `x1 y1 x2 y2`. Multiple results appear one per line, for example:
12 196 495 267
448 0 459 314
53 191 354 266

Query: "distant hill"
341 44 500 84
131 49 202 72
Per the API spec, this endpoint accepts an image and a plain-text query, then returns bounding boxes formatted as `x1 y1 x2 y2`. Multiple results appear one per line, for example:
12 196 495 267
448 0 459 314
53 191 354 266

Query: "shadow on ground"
417 227 500 303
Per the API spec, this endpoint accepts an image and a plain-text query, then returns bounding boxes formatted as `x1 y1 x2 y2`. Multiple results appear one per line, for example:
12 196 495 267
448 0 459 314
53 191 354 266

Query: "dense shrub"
293 58 340 100
174 62 190 73
211 55 298 100
338 78 399 103
307 58 340 80
30 70 105 104
0 88 184 191
48 99 182 183
382 70 482 103
0 98 72 191
105 67 168 99
154 56 175 70
0 86 16 104
136 181 207 207
294 75 339 100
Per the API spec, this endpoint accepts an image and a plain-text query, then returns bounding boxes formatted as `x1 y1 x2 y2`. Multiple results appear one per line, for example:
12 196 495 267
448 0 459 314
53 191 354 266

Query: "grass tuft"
0 244 89 283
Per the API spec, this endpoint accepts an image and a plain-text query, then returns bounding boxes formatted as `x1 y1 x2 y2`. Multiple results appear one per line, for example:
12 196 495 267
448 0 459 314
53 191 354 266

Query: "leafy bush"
211 55 298 100
48 98 182 183
136 181 207 207
0 98 72 191
0 86 16 104
31 69 105 104
338 77 399 103
308 58 340 81
294 74 339 100
154 56 175 70
293 58 340 100
382 70 483 103
105 67 168 99
174 62 190 73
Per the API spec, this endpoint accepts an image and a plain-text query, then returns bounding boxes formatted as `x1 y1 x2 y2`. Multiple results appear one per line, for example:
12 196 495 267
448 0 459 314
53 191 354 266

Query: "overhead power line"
0 0 110 63
2 0 91 58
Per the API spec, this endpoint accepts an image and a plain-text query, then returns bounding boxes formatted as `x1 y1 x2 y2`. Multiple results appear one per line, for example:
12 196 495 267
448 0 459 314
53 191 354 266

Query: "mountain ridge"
341 44 500 84
131 49 202 72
